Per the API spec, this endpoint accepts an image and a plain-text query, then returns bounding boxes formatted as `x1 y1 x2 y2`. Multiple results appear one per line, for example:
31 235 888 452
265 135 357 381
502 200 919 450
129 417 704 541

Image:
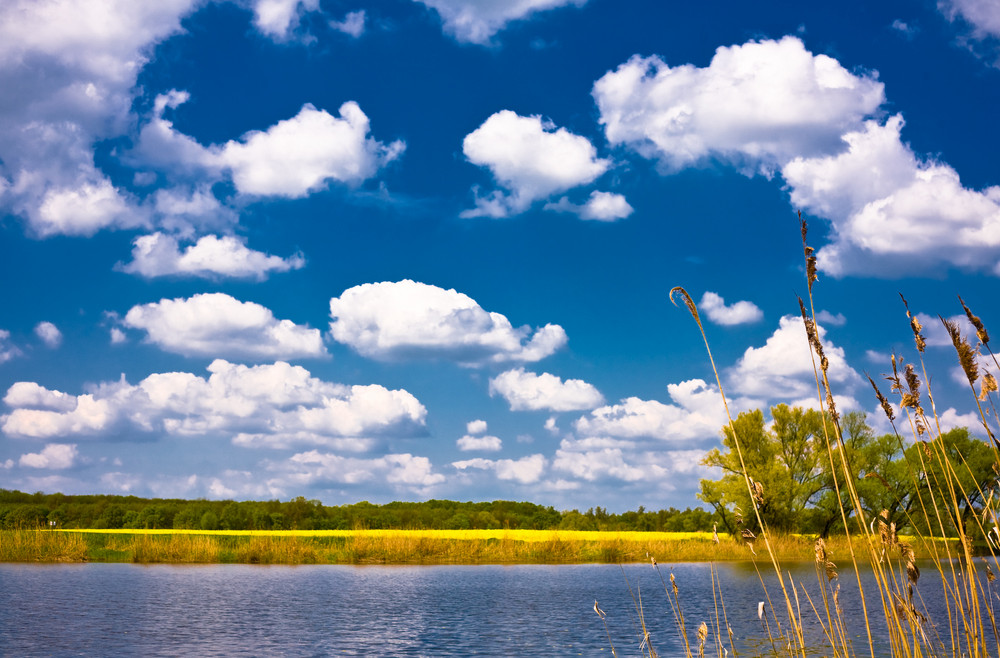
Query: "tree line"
699 404 997 539
0 490 715 532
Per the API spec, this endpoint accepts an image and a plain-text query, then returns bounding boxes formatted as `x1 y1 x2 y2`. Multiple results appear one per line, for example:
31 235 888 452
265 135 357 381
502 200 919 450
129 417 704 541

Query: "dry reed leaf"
593 600 606 619
757 601 764 620
980 372 998 401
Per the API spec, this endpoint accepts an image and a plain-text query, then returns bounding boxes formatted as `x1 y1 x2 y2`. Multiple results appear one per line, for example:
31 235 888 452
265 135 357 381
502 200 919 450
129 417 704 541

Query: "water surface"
0 561 983 656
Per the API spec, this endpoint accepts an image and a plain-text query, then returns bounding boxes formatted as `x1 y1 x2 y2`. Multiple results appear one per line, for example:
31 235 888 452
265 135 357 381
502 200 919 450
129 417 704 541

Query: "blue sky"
1 0 999 512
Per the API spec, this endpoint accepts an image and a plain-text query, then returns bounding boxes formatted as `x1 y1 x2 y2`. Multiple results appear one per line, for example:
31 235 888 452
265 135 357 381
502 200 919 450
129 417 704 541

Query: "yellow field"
2 528 948 565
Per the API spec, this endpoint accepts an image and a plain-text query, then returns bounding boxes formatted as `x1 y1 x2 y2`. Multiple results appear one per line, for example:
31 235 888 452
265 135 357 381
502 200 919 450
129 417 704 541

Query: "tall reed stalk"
630 213 1000 657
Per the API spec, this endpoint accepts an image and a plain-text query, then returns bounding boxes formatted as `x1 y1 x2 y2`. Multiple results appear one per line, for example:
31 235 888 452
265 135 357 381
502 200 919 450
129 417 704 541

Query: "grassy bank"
0 528 948 565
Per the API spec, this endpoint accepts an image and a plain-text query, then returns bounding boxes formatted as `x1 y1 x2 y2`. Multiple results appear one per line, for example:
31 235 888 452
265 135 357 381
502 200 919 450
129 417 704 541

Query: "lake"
0 561 985 656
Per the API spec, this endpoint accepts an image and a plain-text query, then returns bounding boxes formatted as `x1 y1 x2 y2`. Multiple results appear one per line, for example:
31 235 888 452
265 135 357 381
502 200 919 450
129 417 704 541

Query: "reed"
629 214 1000 657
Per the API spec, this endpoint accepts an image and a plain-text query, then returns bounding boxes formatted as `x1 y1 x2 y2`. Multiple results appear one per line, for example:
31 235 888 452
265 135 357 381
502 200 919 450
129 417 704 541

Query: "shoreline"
2 529 952 565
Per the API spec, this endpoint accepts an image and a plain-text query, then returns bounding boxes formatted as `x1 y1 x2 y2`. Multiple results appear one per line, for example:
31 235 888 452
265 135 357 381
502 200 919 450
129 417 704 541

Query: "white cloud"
0 329 20 364
574 379 758 443
1 360 427 445
20 443 78 469
489 367 604 411
594 36 884 173
466 419 488 434
5 382 78 412
151 185 238 235
271 450 445 491
544 190 633 221
135 93 404 200
110 328 126 345
0 0 197 237
726 315 860 399
939 407 986 432
461 110 609 217
784 117 1000 276
34 321 62 348
452 454 547 484
252 0 320 40
123 293 326 360
330 10 366 37
456 434 503 451
217 102 404 197
413 0 586 45
119 232 305 280
552 438 707 484
939 0 1000 38
816 310 847 326
699 292 763 326
328 280 567 365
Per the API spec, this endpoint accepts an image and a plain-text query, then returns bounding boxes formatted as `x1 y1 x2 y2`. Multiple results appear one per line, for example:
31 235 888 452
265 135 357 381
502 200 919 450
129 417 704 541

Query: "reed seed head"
900 293 926 353
959 295 989 345
669 287 702 327
942 316 980 385
868 374 896 422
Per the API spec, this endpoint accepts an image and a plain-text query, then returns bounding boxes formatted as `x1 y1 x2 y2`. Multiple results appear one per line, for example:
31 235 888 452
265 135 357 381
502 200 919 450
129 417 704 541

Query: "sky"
1 0 999 513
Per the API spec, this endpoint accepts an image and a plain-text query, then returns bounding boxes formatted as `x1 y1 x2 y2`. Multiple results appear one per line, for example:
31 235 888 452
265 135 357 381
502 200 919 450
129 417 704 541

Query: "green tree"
700 406 829 533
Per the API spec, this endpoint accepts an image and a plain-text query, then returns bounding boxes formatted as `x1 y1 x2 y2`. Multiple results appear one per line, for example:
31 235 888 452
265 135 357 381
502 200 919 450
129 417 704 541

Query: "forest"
0 489 716 532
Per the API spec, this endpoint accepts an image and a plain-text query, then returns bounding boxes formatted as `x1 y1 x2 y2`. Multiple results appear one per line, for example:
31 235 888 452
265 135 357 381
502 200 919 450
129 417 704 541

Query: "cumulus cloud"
110 328 126 345
34 321 62 348
784 116 1000 276
20 443 78 469
552 437 706 484
328 280 567 365
456 434 503 451
0 0 197 237
574 379 759 444
699 292 763 326
252 0 320 40
118 232 305 280
461 110 609 217
594 35 1000 277
137 93 405 200
269 450 445 493
413 0 586 45
544 190 633 221
330 10 366 37
489 368 604 411
726 315 860 399
123 293 326 360
217 102 404 197
594 36 884 173
452 454 547 484
1 360 427 446
455 418 502 451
